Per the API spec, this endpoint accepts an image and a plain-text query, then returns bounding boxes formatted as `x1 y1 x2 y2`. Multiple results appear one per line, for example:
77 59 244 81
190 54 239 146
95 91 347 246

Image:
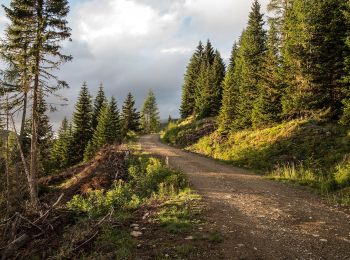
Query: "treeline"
180 0 350 131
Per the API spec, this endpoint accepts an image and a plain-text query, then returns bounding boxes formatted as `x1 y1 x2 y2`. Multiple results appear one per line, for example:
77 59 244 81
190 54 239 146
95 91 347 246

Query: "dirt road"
140 135 350 260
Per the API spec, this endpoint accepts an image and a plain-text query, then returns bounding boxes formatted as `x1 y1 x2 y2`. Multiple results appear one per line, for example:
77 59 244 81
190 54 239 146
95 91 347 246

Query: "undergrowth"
54 153 200 259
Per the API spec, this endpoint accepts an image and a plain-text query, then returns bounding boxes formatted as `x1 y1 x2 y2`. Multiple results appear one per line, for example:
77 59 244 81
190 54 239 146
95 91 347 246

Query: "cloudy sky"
0 0 269 129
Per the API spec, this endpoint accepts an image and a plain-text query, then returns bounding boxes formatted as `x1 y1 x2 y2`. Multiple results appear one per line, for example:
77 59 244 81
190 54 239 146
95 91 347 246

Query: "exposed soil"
140 135 350 260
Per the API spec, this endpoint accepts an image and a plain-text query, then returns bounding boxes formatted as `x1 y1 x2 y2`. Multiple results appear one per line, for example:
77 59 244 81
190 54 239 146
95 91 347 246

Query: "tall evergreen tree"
252 20 282 128
195 40 222 118
281 0 347 118
180 42 204 118
121 92 140 134
92 84 107 130
141 89 161 133
218 42 239 132
51 117 72 170
234 0 266 128
71 83 93 163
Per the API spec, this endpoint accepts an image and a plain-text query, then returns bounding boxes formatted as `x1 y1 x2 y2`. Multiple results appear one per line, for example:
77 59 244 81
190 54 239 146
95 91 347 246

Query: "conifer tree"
252 20 282 128
180 42 204 118
121 92 140 134
51 117 72 170
107 96 122 143
281 0 347 118
141 89 161 133
234 0 266 128
92 84 107 130
22 90 53 175
71 83 93 163
195 40 221 118
218 42 239 132
340 0 350 124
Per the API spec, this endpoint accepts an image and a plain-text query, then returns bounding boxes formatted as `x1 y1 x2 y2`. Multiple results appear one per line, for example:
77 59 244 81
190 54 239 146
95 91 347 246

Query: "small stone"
320 239 327 242
130 223 139 228
254 247 258 251
130 231 143 237
312 234 320 238
185 236 193 240
237 244 244 247
137 244 142 248
165 254 169 258
142 212 150 220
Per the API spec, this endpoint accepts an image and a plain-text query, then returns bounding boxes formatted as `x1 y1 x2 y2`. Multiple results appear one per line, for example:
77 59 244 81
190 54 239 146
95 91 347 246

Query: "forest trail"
139 135 350 260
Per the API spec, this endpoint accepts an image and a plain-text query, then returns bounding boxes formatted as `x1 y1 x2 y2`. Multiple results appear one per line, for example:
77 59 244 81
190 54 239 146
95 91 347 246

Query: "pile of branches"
0 195 68 259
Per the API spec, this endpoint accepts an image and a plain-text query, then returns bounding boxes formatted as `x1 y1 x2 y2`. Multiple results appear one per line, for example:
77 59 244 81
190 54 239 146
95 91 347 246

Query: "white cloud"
161 47 191 54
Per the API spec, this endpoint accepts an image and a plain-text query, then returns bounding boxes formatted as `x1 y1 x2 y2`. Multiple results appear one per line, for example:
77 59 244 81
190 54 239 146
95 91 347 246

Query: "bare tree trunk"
29 63 39 209
5 96 10 215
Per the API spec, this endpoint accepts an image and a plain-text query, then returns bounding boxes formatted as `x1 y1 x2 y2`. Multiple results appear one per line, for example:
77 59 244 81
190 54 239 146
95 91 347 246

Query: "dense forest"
164 0 350 203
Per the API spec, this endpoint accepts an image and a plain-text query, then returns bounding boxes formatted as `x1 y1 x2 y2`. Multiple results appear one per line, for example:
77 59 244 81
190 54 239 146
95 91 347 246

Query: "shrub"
334 157 350 187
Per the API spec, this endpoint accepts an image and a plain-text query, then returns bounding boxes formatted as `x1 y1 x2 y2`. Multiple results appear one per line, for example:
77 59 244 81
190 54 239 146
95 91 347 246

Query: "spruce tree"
208 50 225 116
218 42 239 132
51 117 72 170
180 42 204 118
141 89 161 133
281 0 347 118
71 83 93 163
92 84 107 130
121 92 140 134
252 20 282 128
234 0 266 128
107 96 122 143
195 40 219 118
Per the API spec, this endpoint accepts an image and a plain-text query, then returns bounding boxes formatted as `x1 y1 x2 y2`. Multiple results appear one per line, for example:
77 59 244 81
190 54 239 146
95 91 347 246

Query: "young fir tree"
92 84 107 130
50 117 72 170
121 92 140 134
107 96 122 143
141 89 161 133
180 41 204 118
208 50 225 116
233 0 266 129
71 83 93 163
252 19 282 128
218 42 239 132
281 0 347 119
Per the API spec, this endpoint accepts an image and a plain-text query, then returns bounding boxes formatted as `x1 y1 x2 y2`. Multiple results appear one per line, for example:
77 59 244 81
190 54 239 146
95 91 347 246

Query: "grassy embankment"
161 117 350 204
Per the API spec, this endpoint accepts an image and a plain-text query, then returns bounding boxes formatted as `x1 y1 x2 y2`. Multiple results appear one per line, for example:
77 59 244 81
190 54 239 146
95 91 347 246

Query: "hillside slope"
161 118 350 204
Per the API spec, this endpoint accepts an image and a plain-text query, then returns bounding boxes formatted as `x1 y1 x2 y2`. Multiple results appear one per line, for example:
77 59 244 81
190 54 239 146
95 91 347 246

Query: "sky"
0 0 269 129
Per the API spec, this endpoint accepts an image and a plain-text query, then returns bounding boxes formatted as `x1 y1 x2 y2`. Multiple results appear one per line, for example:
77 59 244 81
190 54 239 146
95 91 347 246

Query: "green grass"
156 189 201 234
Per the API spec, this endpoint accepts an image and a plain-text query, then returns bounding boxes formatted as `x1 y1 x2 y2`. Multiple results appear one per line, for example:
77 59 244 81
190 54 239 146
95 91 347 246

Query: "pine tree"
51 117 72 170
92 84 107 130
141 89 161 133
121 92 140 134
71 83 93 163
180 42 204 118
234 0 266 128
252 20 282 128
90 104 110 150
218 42 239 132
